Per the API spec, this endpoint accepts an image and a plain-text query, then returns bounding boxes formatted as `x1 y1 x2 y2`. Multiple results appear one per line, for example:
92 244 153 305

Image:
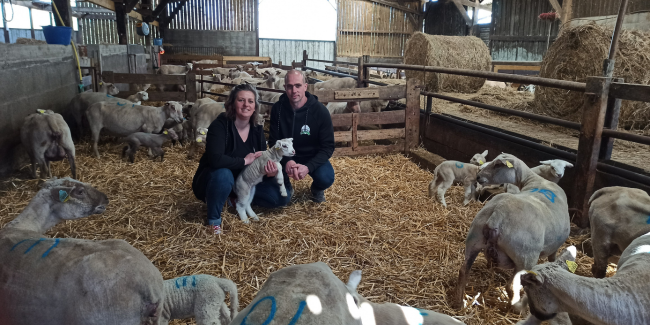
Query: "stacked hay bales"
404 32 491 93
534 23 650 129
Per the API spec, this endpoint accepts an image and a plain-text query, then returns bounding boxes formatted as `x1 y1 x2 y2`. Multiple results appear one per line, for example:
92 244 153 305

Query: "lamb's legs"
27 152 37 179
235 184 252 224
462 181 475 206
510 255 538 312
437 180 452 208
244 186 259 221
37 158 49 179
90 126 101 159
591 241 611 278
274 162 287 197
46 161 52 178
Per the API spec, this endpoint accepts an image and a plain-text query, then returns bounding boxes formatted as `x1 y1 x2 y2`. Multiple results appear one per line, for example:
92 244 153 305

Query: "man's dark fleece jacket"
269 92 334 173
192 113 266 201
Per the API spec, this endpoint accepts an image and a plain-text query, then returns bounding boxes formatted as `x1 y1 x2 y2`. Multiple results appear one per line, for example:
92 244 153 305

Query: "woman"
192 84 279 234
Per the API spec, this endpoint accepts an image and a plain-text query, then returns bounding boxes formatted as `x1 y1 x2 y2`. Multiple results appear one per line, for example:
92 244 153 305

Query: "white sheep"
484 159 574 195
452 153 570 311
346 270 464 325
234 138 295 224
428 161 479 208
588 186 650 278
21 109 76 179
469 150 488 166
0 178 165 325
162 274 238 325
517 238 650 325
126 91 149 105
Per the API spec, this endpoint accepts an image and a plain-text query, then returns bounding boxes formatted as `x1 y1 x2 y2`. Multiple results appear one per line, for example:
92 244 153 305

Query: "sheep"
469 150 488 166
234 138 295 224
161 275 238 325
229 262 363 325
327 101 360 115
428 160 479 208
121 129 179 163
187 100 226 159
359 99 389 113
86 101 184 158
451 153 570 311
502 159 575 194
260 70 282 89
229 68 252 79
159 63 193 75
346 270 465 325
171 119 192 146
211 67 233 76
126 91 149 105
517 237 650 325
314 77 357 90
588 186 650 278
20 109 76 179
0 178 165 325
69 84 125 137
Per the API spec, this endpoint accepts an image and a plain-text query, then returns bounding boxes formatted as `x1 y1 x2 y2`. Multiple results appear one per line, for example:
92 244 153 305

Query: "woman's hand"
244 152 263 165
264 160 278 177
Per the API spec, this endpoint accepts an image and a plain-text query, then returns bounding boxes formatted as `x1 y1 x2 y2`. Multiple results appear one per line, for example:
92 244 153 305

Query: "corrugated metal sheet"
259 38 335 70
167 0 256 31
491 0 560 61
336 0 421 58
571 0 650 19
423 0 466 36
76 1 160 45
1 28 78 44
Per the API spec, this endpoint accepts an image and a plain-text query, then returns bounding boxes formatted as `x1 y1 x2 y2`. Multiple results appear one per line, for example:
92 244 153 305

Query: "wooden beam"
562 0 573 22
609 82 650 103
163 0 188 25
52 0 72 27
404 78 421 151
361 0 420 15
548 0 563 18
450 0 472 25
333 144 403 157
124 0 140 13
85 0 158 26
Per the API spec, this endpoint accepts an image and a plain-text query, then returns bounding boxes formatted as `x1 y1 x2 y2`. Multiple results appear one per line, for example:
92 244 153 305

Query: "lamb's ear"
520 271 544 286
346 270 362 292
494 158 514 169
563 161 574 168
481 150 488 157
540 160 554 165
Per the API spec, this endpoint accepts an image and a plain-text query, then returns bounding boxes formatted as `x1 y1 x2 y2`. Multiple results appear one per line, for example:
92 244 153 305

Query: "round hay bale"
534 23 650 129
404 32 491 93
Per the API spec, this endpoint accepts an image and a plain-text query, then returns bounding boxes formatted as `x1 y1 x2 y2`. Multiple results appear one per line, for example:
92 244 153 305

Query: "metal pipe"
303 66 359 79
433 114 650 186
362 79 389 86
422 91 582 130
199 80 285 93
602 129 650 146
608 0 630 61
307 58 359 66
363 63 587 92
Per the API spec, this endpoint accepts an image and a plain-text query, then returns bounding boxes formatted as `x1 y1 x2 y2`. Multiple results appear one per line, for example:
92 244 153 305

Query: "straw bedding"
0 143 602 324
534 23 650 130
404 32 491 93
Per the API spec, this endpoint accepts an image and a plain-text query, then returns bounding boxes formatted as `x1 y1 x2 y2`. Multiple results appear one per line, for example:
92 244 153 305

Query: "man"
253 70 335 207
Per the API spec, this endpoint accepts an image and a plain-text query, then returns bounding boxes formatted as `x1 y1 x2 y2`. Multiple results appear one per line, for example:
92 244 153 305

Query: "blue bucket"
42 26 72 46
153 38 163 46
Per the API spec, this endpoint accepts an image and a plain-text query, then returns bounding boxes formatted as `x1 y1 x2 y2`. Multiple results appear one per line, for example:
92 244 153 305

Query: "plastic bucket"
153 38 163 46
42 26 72 46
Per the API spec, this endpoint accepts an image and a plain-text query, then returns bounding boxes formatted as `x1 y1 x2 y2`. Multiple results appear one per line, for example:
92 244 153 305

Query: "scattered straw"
535 23 650 130
404 32 491 93
0 141 597 324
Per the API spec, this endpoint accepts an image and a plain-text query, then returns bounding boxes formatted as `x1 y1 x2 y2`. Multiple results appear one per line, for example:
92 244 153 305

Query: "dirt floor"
0 141 605 325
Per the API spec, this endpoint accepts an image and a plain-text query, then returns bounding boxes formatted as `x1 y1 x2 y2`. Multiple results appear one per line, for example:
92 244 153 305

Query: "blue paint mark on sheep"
41 238 60 258
287 300 307 325
192 276 196 287
106 94 114 98
455 162 464 168
10 239 30 251
416 308 428 316
24 238 45 254
646 216 650 224
241 296 277 325
530 188 556 203
117 102 126 106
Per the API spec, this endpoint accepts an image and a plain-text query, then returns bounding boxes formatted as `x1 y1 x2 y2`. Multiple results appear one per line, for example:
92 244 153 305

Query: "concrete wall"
164 30 257 56
0 43 78 176
84 44 151 91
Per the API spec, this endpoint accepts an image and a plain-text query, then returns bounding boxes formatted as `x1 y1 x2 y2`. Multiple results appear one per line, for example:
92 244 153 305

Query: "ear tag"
525 270 538 276
196 138 202 143
99 82 103 86
163 130 168 135
478 160 484 165
37 109 46 114
59 190 70 203
200 130 206 135
566 260 577 273
506 161 514 168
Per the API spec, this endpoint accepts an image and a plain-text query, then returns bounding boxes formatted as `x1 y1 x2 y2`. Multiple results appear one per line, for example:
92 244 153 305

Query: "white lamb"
126 91 149 105
504 159 574 193
427 150 488 208
162 275 239 325
234 138 295 224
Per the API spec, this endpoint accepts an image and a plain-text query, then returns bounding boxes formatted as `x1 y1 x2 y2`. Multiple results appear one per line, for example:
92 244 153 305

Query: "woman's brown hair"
224 83 262 126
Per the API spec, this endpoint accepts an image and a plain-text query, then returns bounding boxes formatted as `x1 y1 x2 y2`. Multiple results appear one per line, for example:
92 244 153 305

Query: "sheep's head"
182 101 194 116
186 63 194 71
163 129 179 141
42 178 109 219
477 153 519 186
518 246 577 321
107 83 119 95
196 127 209 144
540 160 574 179
164 101 184 123
138 91 149 101
274 138 295 157
470 150 488 166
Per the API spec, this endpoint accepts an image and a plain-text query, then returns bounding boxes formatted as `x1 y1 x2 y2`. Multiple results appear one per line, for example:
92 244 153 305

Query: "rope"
1 0 14 23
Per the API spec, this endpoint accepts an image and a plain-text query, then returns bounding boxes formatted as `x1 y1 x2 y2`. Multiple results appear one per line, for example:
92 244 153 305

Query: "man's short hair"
284 69 308 85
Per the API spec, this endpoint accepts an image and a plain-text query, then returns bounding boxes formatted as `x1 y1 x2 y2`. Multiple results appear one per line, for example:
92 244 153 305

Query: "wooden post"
426 95 432 114
114 0 128 45
29 7 35 39
255 0 259 56
351 113 359 151
302 50 307 71
185 72 197 103
405 78 421 152
573 76 613 228
52 0 73 27
357 56 364 88
363 55 370 88
1 0 9 43
599 77 623 160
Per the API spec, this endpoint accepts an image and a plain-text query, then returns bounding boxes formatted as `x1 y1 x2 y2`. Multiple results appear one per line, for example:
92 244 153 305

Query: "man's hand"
292 164 309 180
285 160 297 178
265 160 278 177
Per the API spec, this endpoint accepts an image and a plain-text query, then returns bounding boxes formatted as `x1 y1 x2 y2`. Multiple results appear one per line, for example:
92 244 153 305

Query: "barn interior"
1 0 650 324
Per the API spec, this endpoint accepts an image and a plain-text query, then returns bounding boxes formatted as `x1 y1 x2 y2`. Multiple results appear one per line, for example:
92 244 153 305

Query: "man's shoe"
310 189 326 203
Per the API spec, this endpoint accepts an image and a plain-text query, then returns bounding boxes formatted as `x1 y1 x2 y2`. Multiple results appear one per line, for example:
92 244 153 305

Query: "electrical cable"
51 1 84 92
1 0 15 23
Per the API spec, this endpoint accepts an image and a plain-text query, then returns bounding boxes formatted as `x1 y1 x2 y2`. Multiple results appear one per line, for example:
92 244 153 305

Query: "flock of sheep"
7 62 650 325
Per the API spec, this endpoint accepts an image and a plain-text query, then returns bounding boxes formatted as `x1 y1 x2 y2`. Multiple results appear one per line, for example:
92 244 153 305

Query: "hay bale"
404 32 491 93
15 38 47 45
534 23 650 129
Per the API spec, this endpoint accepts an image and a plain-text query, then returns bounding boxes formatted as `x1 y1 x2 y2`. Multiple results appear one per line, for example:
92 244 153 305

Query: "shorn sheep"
588 186 650 278
0 178 165 325
452 153 570 311
518 237 650 325
234 138 295 224
162 275 238 325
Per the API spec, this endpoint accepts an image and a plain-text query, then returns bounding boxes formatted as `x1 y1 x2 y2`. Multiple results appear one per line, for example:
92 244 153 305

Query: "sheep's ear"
564 162 574 168
481 150 488 157
558 246 577 263
494 158 513 168
50 187 72 203
521 271 544 286
346 270 362 292
540 160 554 165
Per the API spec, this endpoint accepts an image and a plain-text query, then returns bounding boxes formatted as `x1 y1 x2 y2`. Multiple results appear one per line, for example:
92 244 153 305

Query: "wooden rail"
102 71 197 103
